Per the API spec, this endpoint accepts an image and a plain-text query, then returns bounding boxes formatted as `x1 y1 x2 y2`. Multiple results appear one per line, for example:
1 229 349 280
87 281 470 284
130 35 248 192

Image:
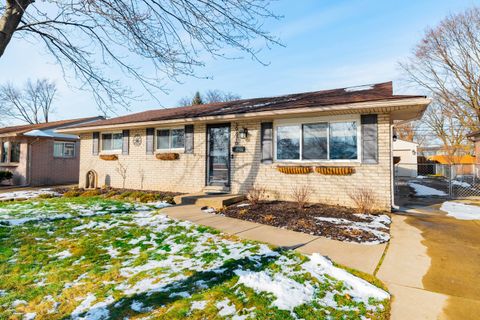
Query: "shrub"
129 191 146 200
139 193 157 203
162 195 175 204
38 193 55 199
0 171 13 182
81 189 102 197
117 191 133 199
63 189 82 197
246 186 267 205
104 190 119 198
347 188 376 213
291 185 312 209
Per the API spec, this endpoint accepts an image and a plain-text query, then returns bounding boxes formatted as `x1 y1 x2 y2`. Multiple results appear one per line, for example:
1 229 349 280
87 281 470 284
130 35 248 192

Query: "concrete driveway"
377 199 480 319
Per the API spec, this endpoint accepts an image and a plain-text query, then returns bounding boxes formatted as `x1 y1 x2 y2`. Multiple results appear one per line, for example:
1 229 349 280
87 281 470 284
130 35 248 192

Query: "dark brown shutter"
146 128 154 155
361 114 378 164
122 130 130 155
184 125 194 154
261 122 273 163
92 132 99 155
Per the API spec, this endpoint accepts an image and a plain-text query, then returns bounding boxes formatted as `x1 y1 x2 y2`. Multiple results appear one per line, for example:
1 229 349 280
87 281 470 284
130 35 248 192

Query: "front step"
202 185 230 194
173 192 245 209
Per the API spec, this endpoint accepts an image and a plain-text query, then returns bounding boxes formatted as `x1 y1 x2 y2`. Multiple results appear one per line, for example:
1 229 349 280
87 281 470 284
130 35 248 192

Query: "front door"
206 124 231 187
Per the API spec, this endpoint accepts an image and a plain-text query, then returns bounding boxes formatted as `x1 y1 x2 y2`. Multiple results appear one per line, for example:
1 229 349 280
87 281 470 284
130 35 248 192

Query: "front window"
10 142 20 163
276 125 300 160
329 122 357 160
275 120 358 161
54 141 76 158
101 133 123 151
1 142 7 163
156 128 185 150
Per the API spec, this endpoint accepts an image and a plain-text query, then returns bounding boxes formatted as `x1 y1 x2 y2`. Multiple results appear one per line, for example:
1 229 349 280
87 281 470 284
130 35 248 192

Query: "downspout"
390 123 399 211
26 138 41 186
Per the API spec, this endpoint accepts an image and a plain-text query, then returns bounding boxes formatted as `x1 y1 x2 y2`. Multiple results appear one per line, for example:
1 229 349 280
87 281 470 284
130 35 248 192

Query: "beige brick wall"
78 113 392 210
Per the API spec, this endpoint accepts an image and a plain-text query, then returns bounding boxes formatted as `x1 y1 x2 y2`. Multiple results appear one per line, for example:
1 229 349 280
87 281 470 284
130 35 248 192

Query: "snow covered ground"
408 182 447 196
0 188 60 200
440 201 480 220
0 197 389 319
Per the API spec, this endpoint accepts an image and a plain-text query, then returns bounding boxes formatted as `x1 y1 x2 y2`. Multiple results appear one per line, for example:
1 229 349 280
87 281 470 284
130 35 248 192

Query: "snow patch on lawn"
54 250 72 260
440 201 480 220
191 300 207 311
216 299 237 317
235 270 315 310
304 254 389 304
0 188 59 200
408 182 447 196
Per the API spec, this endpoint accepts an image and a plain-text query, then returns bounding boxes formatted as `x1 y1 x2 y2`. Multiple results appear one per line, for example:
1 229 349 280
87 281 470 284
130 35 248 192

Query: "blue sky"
1 0 479 123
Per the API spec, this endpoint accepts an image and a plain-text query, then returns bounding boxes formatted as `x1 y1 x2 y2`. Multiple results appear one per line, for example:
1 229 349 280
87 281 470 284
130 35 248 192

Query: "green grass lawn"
0 197 390 319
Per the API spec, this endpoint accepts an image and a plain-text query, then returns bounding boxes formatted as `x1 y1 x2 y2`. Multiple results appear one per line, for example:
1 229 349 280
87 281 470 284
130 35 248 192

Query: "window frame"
0 141 9 163
155 127 185 152
100 131 123 153
273 115 361 163
53 141 76 158
9 141 21 163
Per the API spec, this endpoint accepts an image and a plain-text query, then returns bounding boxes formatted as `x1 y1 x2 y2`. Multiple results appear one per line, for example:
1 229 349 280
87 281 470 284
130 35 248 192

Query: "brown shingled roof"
72 82 425 129
0 116 104 136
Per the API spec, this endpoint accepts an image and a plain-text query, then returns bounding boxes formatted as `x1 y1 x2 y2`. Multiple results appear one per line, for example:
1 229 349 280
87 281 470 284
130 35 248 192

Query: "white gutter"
57 97 431 134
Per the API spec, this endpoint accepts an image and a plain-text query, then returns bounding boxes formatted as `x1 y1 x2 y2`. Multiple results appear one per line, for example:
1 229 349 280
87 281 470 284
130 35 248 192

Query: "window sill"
99 151 122 155
0 162 19 167
54 156 76 159
274 160 361 165
155 149 184 154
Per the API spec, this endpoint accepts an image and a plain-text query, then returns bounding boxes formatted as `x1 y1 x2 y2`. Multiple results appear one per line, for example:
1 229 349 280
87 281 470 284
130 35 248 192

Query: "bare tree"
0 78 56 124
0 1 280 114
400 7 480 147
421 103 471 162
115 161 128 189
178 89 241 106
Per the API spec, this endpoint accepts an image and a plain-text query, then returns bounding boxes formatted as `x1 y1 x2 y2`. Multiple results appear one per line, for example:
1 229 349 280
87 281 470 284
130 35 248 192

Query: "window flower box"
277 166 313 174
99 154 118 161
315 166 355 175
156 152 180 161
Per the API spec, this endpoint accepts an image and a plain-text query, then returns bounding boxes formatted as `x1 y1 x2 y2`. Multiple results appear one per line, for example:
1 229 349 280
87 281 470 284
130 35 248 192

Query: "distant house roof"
0 116 104 137
62 82 427 132
428 155 476 164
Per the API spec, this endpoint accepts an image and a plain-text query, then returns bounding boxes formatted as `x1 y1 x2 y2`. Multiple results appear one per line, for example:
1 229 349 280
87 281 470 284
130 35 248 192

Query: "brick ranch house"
59 82 430 210
0 117 103 186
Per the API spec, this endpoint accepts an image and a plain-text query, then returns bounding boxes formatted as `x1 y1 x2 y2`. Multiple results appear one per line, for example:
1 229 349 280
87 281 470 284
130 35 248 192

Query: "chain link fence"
394 163 480 199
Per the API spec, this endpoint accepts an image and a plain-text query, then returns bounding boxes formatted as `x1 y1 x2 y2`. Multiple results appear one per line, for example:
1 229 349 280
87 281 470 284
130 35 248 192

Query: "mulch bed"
221 200 390 244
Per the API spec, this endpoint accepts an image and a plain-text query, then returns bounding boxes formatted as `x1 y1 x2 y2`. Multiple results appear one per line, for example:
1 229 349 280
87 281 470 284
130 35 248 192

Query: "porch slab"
173 192 245 209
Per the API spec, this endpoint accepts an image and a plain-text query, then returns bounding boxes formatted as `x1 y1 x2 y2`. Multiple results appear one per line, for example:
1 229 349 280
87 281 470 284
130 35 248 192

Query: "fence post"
448 164 453 199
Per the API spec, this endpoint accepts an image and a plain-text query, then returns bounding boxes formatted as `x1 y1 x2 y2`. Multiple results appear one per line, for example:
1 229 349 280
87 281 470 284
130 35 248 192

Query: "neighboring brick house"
59 82 430 210
0 117 103 186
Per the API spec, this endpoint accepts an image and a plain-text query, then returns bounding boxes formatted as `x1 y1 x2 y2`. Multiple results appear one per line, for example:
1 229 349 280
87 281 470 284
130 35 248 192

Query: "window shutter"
361 114 378 164
146 128 154 155
261 122 273 163
92 132 99 155
184 125 194 154
122 130 130 155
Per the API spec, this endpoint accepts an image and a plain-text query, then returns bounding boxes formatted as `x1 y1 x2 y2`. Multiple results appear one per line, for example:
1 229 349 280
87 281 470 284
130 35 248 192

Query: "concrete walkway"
377 203 480 320
161 204 387 274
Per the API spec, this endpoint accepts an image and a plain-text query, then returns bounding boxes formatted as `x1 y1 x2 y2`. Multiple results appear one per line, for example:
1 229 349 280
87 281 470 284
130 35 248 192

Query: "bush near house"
0 171 13 183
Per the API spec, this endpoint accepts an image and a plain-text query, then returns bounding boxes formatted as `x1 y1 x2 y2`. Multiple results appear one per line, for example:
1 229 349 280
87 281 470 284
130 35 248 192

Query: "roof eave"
57 97 431 134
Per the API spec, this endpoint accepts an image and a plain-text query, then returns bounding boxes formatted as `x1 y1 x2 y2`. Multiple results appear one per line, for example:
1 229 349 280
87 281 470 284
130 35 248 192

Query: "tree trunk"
0 0 32 57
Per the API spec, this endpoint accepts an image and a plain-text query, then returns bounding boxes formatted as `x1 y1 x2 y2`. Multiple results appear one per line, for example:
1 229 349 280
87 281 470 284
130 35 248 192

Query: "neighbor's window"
101 133 123 151
156 128 185 150
54 141 76 158
275 120 358 161
1 142 7 163
10 142 20 163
